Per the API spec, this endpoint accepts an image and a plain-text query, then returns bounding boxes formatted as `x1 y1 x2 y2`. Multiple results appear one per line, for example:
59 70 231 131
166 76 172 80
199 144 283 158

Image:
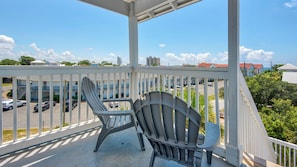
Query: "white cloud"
240 46 273 62
0 35 15 59
217 51 228 62
165 52 211 65
159 43 165 48
29 43 81 62
284 0 297 8
216 46 273 65
92 52 119 64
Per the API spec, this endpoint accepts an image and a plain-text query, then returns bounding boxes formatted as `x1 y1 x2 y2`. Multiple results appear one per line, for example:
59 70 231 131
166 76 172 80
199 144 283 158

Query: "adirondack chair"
81 77 145 152
133 91 206 167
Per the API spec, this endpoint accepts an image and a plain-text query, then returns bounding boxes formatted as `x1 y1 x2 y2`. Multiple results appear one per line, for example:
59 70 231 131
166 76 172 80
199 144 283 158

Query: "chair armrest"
197 122 220 151
102 98 133 107
93 109 134 116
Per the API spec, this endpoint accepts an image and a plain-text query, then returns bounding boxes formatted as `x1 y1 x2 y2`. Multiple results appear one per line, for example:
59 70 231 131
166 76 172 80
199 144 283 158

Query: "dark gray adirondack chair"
133 91 205 167
81 77 145 152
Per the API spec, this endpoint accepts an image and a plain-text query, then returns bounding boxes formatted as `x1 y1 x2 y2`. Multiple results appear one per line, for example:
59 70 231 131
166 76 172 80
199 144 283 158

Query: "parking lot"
2 101 93 129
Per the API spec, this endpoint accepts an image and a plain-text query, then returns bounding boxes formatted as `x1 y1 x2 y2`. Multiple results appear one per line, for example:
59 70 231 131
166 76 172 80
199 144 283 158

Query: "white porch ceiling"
80 0 201 23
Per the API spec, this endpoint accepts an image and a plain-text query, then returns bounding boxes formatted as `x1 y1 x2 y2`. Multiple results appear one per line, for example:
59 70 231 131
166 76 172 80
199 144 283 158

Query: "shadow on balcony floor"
0 127 232 167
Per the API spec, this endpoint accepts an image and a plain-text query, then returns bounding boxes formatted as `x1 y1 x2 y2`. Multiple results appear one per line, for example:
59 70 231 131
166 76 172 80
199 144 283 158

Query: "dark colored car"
65 100 78 112
34 101 56 112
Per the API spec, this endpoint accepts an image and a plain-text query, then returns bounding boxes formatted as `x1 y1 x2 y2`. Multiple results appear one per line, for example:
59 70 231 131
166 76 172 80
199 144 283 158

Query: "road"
2 102 92 129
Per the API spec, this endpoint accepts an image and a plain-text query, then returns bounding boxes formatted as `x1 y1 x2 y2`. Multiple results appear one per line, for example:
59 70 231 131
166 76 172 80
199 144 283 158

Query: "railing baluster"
224 80 228 145
195 78 199 113
38 75 43 135
147 73 150 92
49 75 53 131
69 74 73 126
26 76 31 138
214 79 220 124
180 76 184 101
59 74 63 129
173 76 177 97
119 72 123 98
78 73 81 125
204 78 208 122
280 144 282 165
107 73 110 100
187 76 191 107
294 149 297 167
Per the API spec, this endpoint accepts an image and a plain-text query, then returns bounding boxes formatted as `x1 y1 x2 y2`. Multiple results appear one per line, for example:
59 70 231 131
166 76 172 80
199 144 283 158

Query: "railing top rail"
0 66 131 77
269 137 297 149
135 66 229 79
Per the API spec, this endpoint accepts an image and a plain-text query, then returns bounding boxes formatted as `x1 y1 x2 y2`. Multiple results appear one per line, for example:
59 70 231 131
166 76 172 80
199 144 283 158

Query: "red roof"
197 62 213 68
215 64 228 68
239 63 253 69
253 64 263 69
197 62 263 70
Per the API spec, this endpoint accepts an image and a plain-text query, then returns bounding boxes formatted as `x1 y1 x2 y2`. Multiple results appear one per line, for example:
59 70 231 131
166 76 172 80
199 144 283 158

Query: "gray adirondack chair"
81 76 145 152
133 91 205 167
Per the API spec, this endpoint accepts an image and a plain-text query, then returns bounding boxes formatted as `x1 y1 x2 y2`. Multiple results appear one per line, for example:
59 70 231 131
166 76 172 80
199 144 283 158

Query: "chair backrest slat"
82 77 108 123
134 91 203 166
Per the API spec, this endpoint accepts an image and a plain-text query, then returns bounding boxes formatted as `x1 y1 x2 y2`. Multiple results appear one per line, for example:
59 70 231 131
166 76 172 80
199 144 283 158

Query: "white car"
108 101 119 108
16 100 27 107
2 99 27 110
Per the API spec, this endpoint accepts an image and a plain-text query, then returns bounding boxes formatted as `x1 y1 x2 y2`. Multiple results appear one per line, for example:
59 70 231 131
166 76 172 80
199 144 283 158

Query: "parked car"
16 100 27 107
34 101 56 112
2 99 27 111
109 101 119 108
65 100 78 112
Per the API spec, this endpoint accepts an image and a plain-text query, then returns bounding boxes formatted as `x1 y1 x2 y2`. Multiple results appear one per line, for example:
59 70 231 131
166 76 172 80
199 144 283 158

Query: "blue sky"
0 0 296 67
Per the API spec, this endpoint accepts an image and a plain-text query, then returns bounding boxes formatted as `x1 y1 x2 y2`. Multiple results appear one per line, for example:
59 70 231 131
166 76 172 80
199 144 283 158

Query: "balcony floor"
0 127 234 167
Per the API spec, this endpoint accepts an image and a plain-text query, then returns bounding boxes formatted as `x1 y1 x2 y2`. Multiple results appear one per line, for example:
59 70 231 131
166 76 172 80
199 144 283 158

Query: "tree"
246 68 297 144
260 99 297 144
245 71 297 108
0 59 19 65
19 56 35 65
78 60 91 66
99 61 112 66
61 61 75 66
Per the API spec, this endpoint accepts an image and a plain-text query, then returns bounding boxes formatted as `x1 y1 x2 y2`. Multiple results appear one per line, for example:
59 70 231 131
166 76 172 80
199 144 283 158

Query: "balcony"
1 66 296 166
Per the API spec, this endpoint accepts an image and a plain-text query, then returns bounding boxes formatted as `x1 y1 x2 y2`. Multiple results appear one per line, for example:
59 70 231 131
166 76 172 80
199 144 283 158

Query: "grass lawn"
3 128 50 142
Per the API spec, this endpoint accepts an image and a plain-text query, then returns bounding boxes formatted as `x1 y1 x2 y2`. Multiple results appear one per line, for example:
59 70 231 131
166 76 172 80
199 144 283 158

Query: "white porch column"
128 2 138 100
226 0 242 166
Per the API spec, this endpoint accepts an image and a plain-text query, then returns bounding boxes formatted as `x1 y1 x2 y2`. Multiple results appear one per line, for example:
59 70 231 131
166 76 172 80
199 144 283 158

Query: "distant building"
117 57 122 66
30 60 46 65
240 63 255 76
197 62 265 77
146 56 160 66
278 64 297 84
31 60 62 66
253 64 264 74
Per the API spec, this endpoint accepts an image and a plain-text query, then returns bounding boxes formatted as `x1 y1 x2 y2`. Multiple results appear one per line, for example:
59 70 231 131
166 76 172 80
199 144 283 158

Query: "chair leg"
206 150 212 164
149 152 155 167
94 127 109 152
137 132 145 151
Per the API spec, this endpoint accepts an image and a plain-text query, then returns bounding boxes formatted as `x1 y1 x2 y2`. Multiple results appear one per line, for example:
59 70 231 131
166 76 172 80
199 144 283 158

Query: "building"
146 56 160 66
117 57 122 66
278 63 297 84
197 62 264 77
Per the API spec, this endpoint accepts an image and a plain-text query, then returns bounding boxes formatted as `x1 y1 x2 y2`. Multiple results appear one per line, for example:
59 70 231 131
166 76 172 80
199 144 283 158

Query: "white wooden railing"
270 137 297 167
0 66 132 155
0 65 294 167
238 72 277 164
